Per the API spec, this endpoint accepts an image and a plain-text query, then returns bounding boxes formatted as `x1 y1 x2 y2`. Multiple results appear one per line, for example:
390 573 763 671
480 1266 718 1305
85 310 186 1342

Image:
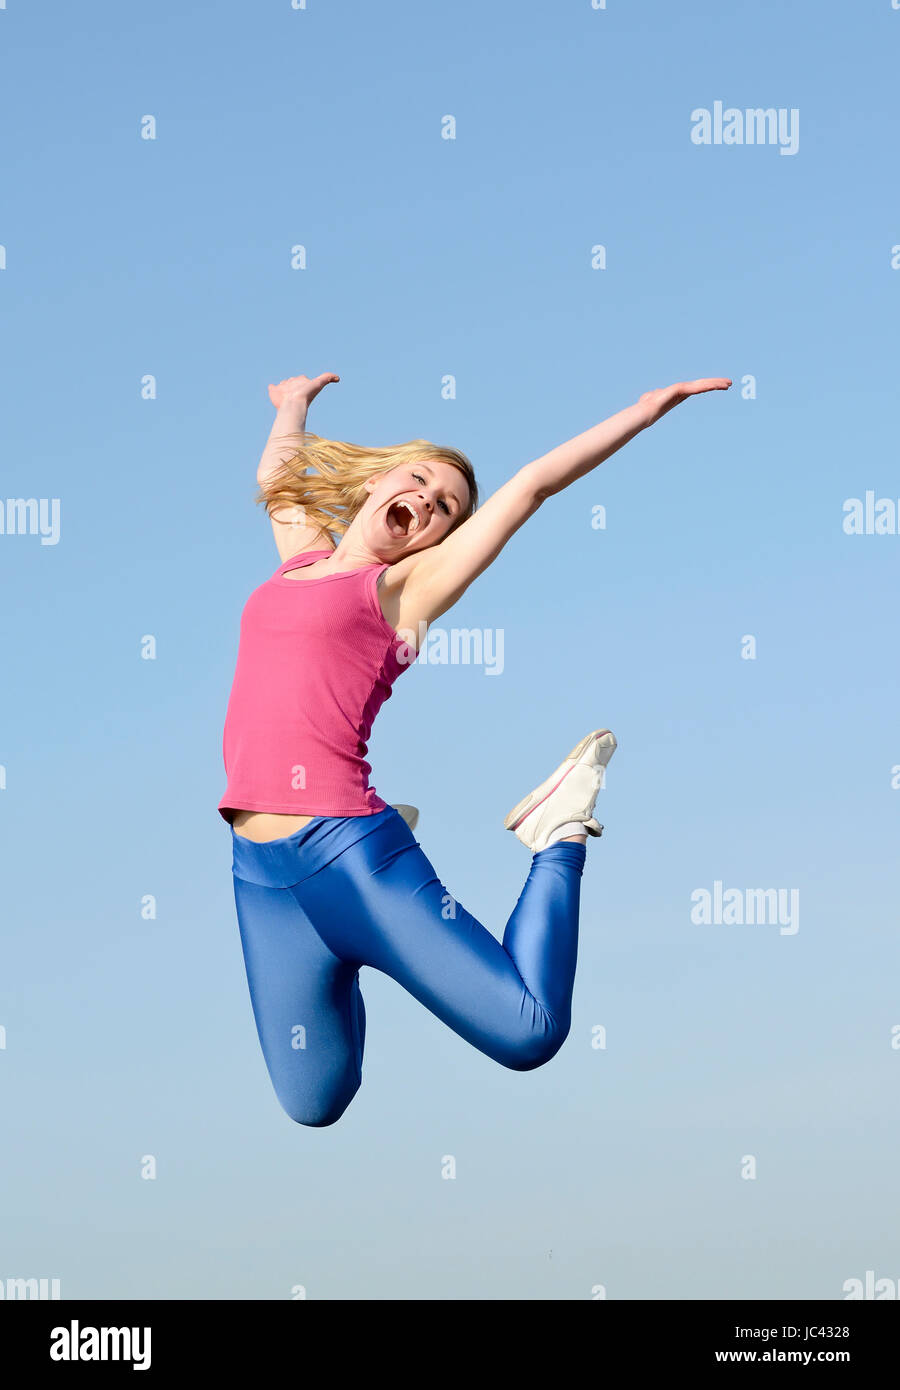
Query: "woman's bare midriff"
230 810 316 843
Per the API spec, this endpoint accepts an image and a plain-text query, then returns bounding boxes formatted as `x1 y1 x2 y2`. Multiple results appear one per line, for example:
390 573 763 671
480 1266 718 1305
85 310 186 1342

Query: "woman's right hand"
268 372 340 411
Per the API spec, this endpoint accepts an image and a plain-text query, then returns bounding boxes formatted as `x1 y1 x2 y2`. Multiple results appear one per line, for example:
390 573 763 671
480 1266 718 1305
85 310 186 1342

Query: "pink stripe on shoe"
509 762 581 831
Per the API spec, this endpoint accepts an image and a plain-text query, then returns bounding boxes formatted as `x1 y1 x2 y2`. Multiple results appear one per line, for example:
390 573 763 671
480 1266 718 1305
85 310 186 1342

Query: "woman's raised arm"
258 373 340 561
393 378 731 631
524 377 731 499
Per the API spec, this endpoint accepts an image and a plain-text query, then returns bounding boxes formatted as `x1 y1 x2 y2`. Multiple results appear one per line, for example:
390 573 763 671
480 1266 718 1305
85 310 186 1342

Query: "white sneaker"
503 729 616 852
391 803 419 832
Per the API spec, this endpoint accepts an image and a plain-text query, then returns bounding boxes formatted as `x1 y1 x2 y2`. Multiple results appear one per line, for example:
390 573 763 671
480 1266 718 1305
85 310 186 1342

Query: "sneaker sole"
503 729 616 832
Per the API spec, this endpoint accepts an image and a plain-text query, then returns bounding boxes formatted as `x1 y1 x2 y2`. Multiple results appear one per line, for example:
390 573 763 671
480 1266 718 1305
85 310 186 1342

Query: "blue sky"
1 0 898 1299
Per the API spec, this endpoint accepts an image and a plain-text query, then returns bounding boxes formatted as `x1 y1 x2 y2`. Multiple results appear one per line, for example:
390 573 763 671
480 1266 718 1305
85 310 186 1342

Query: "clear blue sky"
1 0 898 1299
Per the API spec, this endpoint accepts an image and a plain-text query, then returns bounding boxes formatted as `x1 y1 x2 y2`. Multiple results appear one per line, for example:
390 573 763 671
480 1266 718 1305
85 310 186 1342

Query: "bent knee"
500 1021 569 1072
276 1078 360 1128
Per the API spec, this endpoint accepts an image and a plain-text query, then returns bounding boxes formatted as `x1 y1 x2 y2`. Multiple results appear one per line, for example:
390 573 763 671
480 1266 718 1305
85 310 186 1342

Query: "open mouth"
385 499 421 538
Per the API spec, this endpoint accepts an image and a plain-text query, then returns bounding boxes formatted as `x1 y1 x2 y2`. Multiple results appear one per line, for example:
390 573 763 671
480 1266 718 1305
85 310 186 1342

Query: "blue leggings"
230 804 587 1126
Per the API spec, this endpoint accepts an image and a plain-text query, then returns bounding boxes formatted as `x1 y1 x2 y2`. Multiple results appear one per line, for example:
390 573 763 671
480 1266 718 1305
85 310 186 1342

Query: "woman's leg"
288 812 589 1072
232 875 366 1126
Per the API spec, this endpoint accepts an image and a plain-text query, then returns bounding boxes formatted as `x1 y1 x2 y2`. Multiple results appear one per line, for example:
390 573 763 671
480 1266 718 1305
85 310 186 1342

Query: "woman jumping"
219 370 730 1126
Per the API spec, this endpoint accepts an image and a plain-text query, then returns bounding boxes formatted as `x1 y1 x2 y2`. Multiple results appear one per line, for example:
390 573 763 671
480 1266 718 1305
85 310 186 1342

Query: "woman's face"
360 461 470 557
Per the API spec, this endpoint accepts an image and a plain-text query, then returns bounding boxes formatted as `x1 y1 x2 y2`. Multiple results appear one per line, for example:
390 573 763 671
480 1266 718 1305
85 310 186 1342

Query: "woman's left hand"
637 377 732 427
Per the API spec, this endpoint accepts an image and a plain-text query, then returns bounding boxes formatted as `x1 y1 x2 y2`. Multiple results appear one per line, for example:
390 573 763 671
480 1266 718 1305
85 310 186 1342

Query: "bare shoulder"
376 469 542 632
270 505 337 562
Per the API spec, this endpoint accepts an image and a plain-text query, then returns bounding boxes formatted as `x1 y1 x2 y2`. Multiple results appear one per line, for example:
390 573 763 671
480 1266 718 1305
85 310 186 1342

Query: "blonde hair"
255 431 478 547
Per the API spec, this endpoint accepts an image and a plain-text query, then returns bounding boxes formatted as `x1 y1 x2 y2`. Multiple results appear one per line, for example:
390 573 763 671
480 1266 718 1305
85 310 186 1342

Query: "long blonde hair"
255 431 479 546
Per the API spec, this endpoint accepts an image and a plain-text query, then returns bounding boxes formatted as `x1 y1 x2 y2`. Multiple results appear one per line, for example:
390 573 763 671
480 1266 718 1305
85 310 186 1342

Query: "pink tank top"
218 549 415 821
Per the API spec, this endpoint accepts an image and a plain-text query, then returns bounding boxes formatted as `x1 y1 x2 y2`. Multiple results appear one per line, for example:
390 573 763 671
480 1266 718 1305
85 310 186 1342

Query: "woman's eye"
412 471 449 515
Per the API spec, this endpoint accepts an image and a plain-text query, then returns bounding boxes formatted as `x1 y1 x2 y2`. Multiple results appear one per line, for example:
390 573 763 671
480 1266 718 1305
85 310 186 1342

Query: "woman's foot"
503 729 616 852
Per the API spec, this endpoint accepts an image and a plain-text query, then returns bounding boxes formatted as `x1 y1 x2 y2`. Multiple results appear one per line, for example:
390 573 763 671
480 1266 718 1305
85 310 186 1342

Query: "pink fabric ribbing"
218 549 415 820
